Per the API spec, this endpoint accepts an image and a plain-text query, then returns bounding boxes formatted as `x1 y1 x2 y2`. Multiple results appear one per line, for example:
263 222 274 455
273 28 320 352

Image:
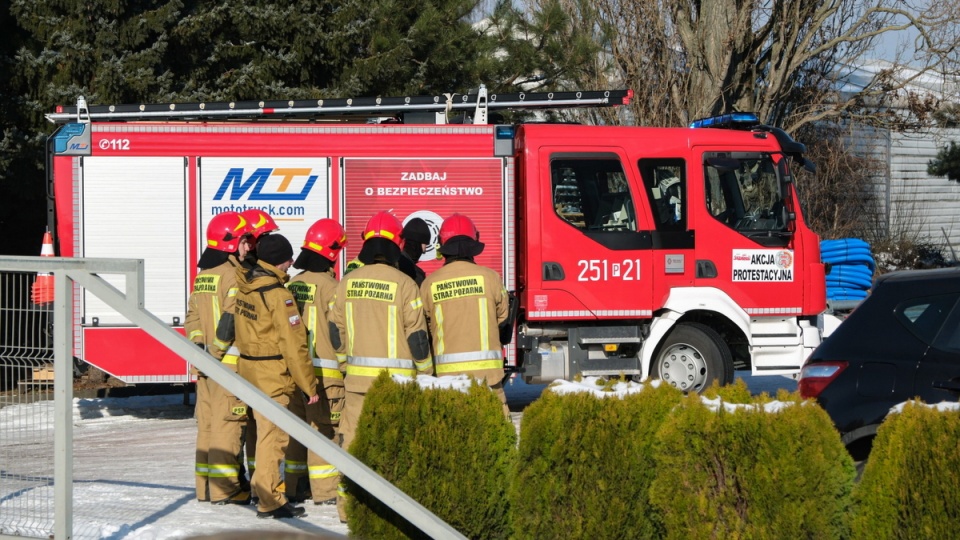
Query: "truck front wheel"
653 322 733 393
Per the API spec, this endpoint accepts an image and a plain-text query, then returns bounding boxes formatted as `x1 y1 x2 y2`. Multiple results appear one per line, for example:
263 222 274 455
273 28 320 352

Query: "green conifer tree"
325 0 498 96
928 141 960 182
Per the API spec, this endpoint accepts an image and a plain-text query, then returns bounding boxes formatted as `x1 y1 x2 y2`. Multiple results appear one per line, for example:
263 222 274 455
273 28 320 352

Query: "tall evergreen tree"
327 0 496 96
5 0 182 254
0 1 45 255
168 0 340 100
11 0 182 109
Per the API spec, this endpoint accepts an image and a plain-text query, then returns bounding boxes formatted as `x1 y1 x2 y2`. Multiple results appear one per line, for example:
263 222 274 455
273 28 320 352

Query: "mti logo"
214 168 318 201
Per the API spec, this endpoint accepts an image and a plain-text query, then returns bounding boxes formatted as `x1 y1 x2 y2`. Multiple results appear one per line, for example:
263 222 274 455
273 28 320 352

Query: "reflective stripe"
349 356 414 369
308 464 339 479
307 305 318 358
337 483 347 497
212 338 229 351
479 297 489 349
436 358 504 374
346 365 416 377
284 460 308 474
312 357 340 370
415 357 434 372
434 305 445 356
529 309 653 317
222 354 239 365
212 296 221 330
247 458 256 470
410 297 423 310
188 330 203 340
345 303 355 355
313 357 343 379
196 463 210 476
321 367 344 379
387 305 397 359
435 350 503 373
745 307 802 315
208 464 240 478
227 286 238 297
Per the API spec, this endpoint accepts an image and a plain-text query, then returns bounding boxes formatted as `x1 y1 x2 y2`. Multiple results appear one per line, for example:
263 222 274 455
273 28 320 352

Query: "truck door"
695 152 801 312
531 150 653 319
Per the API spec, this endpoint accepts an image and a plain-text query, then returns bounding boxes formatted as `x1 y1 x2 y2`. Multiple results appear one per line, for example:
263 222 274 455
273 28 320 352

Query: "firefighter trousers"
195 376 248 502
251 393 293 513
245 409 257 498
284 392 340 502
335 389 367 522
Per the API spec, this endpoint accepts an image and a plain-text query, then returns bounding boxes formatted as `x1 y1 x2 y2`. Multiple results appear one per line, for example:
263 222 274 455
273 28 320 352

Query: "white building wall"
889 128 960 257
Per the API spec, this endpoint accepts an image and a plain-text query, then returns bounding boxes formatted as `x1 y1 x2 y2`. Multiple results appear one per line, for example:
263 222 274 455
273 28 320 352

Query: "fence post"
53 271 73 540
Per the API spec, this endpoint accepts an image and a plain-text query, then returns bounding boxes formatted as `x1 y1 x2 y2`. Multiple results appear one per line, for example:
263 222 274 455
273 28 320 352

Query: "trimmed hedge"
345 373 516 540
851 401 960 539
509 379 683 539
649 382 855 539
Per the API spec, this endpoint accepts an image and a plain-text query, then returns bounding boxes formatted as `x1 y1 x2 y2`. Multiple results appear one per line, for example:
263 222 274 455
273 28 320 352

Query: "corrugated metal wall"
848 125 960 259
889 129 960 257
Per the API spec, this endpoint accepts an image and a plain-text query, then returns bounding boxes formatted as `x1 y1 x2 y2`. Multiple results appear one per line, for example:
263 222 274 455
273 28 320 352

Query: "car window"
933 297 960 354
896 293 960 346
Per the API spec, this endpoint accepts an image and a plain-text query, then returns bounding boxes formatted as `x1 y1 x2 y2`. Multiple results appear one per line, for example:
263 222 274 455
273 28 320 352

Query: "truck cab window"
639 159 685 231
704 153 789 245
551 156 636 232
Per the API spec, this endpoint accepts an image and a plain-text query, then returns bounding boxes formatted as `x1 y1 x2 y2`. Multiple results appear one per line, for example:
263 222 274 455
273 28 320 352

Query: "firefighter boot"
257 502 306 519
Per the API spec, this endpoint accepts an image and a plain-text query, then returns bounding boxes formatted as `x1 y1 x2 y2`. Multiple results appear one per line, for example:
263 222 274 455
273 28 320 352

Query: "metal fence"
0 271 56 538
0 256 463 540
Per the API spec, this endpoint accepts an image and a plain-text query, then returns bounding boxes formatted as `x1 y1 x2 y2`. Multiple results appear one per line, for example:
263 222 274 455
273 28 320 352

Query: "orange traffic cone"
31 230 55 305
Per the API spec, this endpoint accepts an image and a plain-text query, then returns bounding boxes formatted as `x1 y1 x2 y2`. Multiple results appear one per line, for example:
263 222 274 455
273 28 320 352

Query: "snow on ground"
0 372 792 540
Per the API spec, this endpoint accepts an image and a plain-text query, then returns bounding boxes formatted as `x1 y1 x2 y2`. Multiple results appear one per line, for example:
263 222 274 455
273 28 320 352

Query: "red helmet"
241 208 279 238
361 211 403 247
206 211 251 253
439 213 479 244
302 219 348 261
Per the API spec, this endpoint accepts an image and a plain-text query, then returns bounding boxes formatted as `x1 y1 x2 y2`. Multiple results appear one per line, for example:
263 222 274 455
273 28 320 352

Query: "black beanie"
402 218 431 245
257 234 294 266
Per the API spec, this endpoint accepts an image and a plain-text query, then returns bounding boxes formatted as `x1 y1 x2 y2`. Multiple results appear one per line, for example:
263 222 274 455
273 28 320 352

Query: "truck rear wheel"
653 322 733 393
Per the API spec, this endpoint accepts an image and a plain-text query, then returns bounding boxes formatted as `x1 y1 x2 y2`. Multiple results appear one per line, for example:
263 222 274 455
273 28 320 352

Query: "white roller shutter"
81 157 187 325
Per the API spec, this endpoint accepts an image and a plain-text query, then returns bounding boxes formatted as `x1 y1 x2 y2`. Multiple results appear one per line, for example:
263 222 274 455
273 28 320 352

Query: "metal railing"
0 255 464 540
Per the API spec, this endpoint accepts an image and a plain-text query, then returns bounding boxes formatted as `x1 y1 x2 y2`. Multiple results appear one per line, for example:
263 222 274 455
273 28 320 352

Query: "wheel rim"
657 343 708 391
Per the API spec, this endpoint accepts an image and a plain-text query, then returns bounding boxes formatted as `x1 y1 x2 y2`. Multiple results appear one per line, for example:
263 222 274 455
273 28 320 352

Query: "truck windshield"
704 153 789 241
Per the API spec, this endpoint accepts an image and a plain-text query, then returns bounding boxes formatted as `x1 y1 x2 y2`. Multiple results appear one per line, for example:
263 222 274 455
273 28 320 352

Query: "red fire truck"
45 87 825 392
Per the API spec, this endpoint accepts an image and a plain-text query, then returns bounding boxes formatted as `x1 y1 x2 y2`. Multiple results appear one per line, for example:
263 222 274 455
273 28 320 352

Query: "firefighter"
283 219 348 506
328 210 433 520
420 213 511 416
185 211 254 505
235 233 319 519
398 217 431 286
235 207 278 492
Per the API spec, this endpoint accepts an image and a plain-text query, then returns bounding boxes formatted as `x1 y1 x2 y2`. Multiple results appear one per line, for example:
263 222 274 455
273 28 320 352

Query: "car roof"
874 266 960 291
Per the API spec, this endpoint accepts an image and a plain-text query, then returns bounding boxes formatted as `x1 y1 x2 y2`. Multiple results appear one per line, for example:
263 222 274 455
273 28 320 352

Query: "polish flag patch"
285 298 294 307
289 314 301 326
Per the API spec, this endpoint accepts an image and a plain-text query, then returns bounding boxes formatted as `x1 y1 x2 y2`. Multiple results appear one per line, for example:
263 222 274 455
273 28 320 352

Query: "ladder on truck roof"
45 85 633 125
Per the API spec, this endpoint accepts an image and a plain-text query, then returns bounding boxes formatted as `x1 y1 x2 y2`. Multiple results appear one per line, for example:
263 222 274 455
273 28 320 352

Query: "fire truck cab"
515 120 823 391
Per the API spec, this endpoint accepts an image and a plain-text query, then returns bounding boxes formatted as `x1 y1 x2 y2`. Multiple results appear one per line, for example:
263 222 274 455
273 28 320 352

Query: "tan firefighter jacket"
234 261 318 399
185 256 241 372
329 262 432 393
288 269 345 421
421 260 509 385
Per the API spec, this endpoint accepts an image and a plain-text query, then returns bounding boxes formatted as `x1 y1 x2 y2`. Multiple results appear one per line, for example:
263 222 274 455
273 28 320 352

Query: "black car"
799 267 960 460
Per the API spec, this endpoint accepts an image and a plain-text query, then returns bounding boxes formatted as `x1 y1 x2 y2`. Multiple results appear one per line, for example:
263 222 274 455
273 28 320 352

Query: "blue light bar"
689 112 760 130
